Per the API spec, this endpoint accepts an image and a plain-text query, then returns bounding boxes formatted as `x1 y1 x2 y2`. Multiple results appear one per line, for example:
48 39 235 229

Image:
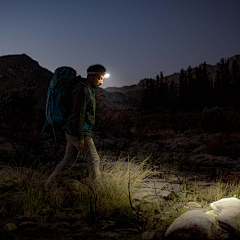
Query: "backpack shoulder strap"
74 81 93 102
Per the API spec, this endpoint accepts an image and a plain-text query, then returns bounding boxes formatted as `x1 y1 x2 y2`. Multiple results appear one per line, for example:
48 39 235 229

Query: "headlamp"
88 72 110 78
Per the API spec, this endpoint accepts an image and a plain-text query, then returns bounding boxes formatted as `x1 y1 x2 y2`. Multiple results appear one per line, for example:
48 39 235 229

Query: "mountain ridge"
0 54 137 110
104 54 240 101
0 53 239 108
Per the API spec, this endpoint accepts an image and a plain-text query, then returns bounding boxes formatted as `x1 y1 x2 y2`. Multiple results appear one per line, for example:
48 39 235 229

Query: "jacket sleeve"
71 86 88 141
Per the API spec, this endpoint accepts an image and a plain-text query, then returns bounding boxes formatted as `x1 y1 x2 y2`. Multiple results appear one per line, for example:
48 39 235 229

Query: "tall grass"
74 156 153 221
3 154 240 238
0 155 153 222
0 165 49 217
200 180 240 202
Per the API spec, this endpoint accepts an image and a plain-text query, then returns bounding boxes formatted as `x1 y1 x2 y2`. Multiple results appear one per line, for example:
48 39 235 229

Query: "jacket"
68 77 96 141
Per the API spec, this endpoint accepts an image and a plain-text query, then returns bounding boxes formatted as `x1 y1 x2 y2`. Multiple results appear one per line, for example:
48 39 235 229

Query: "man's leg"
44 133 78 191
81 136 101 179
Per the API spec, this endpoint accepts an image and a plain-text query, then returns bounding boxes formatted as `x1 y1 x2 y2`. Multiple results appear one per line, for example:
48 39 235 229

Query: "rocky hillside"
104 83 143 102
105 54 240 101
99 88 139 110
0 54 53 108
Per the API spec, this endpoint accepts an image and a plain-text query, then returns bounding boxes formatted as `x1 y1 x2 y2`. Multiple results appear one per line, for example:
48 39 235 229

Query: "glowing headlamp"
88 72 110 78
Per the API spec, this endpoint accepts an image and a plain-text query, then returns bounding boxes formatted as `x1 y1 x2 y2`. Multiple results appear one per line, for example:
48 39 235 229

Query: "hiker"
44 64 107 191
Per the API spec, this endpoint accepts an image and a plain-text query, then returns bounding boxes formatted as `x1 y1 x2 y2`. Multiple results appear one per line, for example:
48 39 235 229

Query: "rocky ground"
1 124 240 239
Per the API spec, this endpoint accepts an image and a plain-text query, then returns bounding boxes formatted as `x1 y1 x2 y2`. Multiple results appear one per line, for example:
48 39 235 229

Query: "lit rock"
205 210 218 218
142 231 156 240
186 202 202 208
164 210 219 240
210 198 240 214
4 223 17 232
216 207 240 236
19 221 37 228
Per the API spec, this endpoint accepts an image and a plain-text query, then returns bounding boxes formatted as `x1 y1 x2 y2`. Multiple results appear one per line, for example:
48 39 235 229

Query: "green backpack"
41 66 92 141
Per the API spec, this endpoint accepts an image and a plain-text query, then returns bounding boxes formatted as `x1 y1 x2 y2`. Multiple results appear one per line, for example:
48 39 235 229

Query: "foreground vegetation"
2 103 240 239
1 151 240 239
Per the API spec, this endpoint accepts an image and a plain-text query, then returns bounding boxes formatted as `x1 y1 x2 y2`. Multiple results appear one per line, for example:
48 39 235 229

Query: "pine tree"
201 62 213 108
214 58 231 107
179 68 187 111
193 62 213 110
169 80 178 110
231 59 240 109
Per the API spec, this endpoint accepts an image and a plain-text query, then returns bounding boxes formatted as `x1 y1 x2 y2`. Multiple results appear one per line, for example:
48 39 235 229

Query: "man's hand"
76 139 84 152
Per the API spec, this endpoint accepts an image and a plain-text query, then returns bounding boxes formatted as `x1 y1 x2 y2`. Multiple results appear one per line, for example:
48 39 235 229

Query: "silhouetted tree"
140 57 240 113
169 80 178 110
214 58 231 107
201 62 213 107
157 71 168 110
231 59 240 109
140 78 156 111
193 62 213 110
178 68 187 110
186 66 195 111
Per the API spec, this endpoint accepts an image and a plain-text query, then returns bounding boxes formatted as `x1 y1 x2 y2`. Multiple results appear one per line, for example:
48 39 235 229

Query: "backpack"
41 66 92 142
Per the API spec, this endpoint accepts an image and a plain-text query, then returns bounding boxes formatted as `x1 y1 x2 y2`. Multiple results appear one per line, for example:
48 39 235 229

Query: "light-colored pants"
44 132 100 191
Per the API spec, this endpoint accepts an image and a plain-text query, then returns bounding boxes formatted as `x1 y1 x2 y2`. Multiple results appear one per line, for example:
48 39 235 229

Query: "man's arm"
71 86 88 141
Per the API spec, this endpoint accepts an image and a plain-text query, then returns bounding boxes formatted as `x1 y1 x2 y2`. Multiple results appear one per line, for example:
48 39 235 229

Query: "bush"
0 86 37 127
0 229 14 240
202 106 228 132
95 88 134 136
0 165 48 217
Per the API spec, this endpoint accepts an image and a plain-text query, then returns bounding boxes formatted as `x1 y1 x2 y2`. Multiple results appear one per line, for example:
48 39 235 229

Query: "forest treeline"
140 58 240 112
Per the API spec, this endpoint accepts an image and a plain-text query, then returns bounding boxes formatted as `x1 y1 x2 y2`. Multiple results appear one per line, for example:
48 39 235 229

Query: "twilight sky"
1 0 240 88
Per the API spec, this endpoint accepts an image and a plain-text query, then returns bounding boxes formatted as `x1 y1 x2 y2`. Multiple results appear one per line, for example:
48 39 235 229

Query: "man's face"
90 74 104 88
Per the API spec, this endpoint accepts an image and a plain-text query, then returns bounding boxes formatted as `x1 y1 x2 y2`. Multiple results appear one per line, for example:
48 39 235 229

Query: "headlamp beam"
88 72 110 78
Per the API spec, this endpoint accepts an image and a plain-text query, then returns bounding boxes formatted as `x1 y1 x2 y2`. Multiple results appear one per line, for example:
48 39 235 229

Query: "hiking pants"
44 132 100 190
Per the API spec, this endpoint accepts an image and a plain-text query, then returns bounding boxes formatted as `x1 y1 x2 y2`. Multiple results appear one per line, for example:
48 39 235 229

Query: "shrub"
0 164 49 217
0 229 14 240
202 106 228 132
95 88 134 136
0 86 37 128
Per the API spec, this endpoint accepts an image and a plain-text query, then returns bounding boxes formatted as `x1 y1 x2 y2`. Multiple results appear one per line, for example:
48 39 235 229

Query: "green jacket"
69 77 96 141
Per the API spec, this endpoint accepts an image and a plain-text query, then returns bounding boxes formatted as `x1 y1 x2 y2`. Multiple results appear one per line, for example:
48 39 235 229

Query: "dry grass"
67 155 154 222
200 180 240 203
0 165 49 217
1 155 240 237
0 156 153 222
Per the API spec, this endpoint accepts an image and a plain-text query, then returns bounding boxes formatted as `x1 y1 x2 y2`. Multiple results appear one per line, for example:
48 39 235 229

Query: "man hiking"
44 64 107 192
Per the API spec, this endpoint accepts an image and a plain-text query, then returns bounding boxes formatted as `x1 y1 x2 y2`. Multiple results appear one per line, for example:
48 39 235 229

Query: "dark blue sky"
1 0 240 88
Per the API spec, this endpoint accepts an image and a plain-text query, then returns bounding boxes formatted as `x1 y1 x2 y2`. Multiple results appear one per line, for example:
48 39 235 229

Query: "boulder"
164 210 219 240
164 198 240 240
63 179 89 194
210 198 240 214
4 223 17 232
216 208 240 237
185 154 238 170
0 138 16 160
142 231 156 240
186 202 202 208
18 221 37 228
160 135 201 152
